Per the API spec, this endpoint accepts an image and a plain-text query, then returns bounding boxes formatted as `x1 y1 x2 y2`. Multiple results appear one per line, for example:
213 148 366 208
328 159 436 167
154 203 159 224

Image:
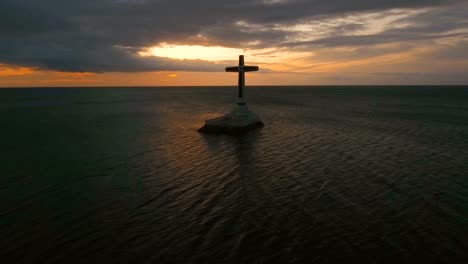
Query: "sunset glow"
0 65 36 77
141 44 245 61
1 0 467 86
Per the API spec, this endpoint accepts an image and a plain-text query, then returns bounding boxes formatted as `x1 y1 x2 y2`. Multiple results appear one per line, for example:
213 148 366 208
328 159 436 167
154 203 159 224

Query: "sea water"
0 86 467 263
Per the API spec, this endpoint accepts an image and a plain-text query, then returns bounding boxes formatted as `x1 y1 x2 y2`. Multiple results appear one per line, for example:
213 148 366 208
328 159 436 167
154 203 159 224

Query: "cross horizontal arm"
225 66 259 72
243 66 259 72
226 66 239 72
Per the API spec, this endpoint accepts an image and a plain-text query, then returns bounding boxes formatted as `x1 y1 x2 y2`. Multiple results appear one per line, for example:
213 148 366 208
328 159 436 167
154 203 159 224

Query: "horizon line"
1 85 467 89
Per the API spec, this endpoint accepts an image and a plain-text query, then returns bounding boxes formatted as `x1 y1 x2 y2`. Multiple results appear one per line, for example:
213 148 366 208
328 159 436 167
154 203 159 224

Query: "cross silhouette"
226 55 259 105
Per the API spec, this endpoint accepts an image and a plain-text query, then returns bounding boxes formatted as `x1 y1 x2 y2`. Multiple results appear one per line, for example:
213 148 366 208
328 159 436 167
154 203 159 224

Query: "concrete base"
198 104 264 135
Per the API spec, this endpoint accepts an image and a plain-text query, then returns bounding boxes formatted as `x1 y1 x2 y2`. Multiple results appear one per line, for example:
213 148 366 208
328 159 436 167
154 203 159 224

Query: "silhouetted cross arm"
226 66 259 72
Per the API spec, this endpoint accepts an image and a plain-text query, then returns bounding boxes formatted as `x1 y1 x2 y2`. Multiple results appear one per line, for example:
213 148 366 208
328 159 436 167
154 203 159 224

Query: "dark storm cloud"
0 0 465 72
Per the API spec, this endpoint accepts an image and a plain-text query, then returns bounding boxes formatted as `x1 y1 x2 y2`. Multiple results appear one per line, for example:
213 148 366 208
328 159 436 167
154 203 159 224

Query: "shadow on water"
198 130 278 262
200 130 262 177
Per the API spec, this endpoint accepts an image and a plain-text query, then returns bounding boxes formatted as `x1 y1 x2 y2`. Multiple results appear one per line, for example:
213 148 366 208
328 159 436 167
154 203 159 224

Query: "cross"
226 55 259 105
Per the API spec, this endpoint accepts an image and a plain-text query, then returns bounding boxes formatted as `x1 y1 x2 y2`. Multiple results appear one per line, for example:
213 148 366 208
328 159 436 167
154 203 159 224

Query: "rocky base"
198 105 264 135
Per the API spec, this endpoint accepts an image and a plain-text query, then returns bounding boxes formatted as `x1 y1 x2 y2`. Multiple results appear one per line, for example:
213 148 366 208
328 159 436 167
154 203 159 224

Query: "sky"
0 0 467 87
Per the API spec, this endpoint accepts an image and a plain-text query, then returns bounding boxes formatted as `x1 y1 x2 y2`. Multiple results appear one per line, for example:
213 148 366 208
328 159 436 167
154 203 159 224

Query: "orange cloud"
0 64 36 76
54 72 97 78
40 78 103 84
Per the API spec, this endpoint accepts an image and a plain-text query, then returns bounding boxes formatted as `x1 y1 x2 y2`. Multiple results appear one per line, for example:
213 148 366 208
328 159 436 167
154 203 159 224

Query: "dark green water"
0 86 467 263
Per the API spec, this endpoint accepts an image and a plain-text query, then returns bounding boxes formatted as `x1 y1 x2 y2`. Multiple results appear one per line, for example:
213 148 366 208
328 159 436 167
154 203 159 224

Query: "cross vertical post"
226 55 259 106
238 55 245 100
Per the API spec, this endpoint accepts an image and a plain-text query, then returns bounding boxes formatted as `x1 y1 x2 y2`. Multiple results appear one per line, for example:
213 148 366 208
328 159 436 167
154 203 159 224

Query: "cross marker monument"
198 55 264 134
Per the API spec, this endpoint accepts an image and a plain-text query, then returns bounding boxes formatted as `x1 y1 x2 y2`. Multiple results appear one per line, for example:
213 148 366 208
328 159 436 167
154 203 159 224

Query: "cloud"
0 0 466 73
278 3 468 49
0 64 36 76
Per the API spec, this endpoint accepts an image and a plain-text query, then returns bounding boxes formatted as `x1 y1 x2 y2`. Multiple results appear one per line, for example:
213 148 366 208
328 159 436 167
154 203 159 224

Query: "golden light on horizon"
139 43 312 74
2 37 466 87
141 43 245 61
0 64 36 76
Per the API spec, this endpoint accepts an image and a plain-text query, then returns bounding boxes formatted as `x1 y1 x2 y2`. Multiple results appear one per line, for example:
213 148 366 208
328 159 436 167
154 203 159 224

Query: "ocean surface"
0 86 467 263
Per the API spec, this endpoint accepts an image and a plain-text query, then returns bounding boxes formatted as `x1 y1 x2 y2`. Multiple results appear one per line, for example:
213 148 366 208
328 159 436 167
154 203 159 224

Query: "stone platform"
198 105 264 135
